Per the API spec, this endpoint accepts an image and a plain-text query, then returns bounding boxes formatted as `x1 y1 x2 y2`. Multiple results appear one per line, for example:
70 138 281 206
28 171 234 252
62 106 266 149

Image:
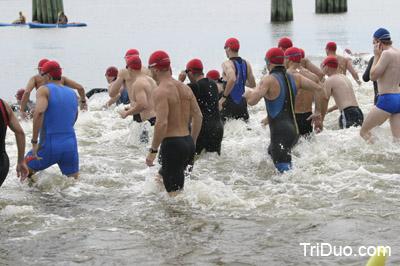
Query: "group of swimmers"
1 27 400 196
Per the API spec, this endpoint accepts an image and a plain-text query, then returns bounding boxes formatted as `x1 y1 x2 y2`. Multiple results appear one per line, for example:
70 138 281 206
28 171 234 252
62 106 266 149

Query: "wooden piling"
32 0 37 21
316 0 347 13
32 0 64 23
46 0 54 23
271 0 293 22
36 0 42 22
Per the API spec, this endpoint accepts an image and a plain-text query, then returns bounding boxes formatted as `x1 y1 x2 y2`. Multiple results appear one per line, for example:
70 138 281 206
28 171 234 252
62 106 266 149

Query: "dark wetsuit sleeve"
362 56 374 82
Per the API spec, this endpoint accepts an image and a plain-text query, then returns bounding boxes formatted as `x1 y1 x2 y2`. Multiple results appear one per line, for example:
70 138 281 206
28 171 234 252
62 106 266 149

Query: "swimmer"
0 99 28 187
120 56 157 143
25 61 80 180
103 66 130 108
206 70 224 95
360 28 400 143
322 57 364 129
146 51 202 196
244 48 323 173
322 42 362 85
179 59 224 156
219 38 256 122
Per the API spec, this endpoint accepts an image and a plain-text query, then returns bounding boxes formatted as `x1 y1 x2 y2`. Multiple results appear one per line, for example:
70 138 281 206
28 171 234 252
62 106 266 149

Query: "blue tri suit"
25 83 79 176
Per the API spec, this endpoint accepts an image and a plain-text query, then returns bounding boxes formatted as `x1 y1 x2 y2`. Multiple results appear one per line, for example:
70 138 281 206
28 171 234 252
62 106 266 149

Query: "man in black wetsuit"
219 37 256 122
0 99 28 187
244 48 323 173
179 59 224 156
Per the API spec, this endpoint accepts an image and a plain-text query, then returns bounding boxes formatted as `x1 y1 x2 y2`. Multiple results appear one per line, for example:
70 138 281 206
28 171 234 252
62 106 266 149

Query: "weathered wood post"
32 0 64 23
271 0 293 22
316 0 347 13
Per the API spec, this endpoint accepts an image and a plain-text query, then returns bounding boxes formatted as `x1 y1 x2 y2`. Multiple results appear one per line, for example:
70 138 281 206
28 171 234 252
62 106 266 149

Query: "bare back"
375 47 400 93
132 75 157 121
288 67 317 113
324 74 358 111
119 68 136 106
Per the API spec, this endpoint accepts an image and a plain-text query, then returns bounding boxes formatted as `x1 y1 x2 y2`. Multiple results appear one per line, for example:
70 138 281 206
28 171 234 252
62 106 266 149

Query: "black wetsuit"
339 106 364 129
188 78 224 155
0 99 10 187
363 56 379 105
221 57 249 122
158 135 195 192
296 111 313 136
265 67 299 172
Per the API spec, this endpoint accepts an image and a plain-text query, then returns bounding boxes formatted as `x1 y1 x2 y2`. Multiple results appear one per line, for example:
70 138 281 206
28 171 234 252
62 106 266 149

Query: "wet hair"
380 39 393 45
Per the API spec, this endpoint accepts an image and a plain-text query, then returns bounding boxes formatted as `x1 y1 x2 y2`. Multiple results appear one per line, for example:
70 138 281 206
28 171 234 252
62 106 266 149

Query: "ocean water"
1 0 400 265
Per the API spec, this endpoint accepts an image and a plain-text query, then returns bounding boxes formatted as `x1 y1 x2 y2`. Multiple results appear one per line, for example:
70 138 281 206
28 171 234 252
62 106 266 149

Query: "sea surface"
1 0 400 265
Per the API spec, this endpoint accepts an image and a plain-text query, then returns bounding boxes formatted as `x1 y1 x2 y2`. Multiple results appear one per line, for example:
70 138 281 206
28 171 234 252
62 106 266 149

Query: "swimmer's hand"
178 70 187 82
261 116 269 126
120 110 128 119
17 161 29 182
20 111 29 122
307 113 323 134
80 102 88 111
32 143 43 161
146 153 156 167
374 42 383 57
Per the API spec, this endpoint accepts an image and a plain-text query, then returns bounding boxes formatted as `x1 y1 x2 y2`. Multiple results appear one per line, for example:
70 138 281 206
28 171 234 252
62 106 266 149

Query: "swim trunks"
296 111 313 136
376 93 400 114
338 106 364 129
158 135 195 192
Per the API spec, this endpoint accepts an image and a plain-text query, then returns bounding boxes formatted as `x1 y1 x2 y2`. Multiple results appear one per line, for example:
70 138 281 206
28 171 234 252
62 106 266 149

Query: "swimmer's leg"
389 113 400 141
360 107 390 143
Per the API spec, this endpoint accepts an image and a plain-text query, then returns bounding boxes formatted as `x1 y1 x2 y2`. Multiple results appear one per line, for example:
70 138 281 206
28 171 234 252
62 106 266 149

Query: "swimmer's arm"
32 86 49 143
109 71 125 98
245 62 256 88
370 50 389 81
20 77 36 120
151 90 168 151
5 102 27 169
189 92 203 144
322 79 333 120
304 59 324 81
299 75 323 116
121 85 147 117
63 77 87 110
362 57 374 82
221 61 236 97
244 78 268 106
346 59 361 85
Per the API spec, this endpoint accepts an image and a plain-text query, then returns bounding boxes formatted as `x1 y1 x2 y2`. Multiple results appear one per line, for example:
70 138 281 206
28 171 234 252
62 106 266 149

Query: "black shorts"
339 106 364 129
158 135 195 192
221 97 249 122
0 152 10 187
196 119 224 155
296 112 313 136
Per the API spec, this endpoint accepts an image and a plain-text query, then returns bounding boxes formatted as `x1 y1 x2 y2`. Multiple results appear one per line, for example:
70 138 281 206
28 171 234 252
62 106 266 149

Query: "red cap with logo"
326 42 337 51
265 48 285 64
126 56 142 70
323 56 338 68
285 47 302 63
186 59 203 73
206 70 220 81
225 38 240 50
278 37 293 50
125 49 139 58
42 60 62 78
148 50 170 70
106 66 118 77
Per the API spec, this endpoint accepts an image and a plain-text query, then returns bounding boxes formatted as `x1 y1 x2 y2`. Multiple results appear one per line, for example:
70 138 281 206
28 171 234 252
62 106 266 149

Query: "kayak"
0 23 28 26
29 22 87 28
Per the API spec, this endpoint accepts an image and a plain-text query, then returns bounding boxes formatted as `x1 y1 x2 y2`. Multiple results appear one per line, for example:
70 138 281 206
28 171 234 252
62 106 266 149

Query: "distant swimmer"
206 70 224 95
179 59 224 155
11 89 35 117
20 58 87 121
360 28 400 143
120 56 157 143
25 61 80 180
244 48 323 172
322 42 362 85
146 51 202 196
109 49 152 124
102 66 130 108
0 99 28 187
278 37 324 81
322 57 364 129
13 11 26 24
285 47 324 135
219 38 256 122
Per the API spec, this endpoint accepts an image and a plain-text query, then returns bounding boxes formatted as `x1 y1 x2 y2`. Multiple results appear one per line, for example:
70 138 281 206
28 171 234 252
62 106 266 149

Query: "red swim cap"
284 47 302 63
206 70 220 81
186 59 203 73
326 42 337 51
38 59 49 69
125 49 139 58
278 37 293 50
106 66 118 77
126 56 142 70
16 89 25 101
344 48 352 55
42 60 62 77
299 48 305 58
148 50 170 70
225 38 240 50
323 56 338 68
265 48 285 64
